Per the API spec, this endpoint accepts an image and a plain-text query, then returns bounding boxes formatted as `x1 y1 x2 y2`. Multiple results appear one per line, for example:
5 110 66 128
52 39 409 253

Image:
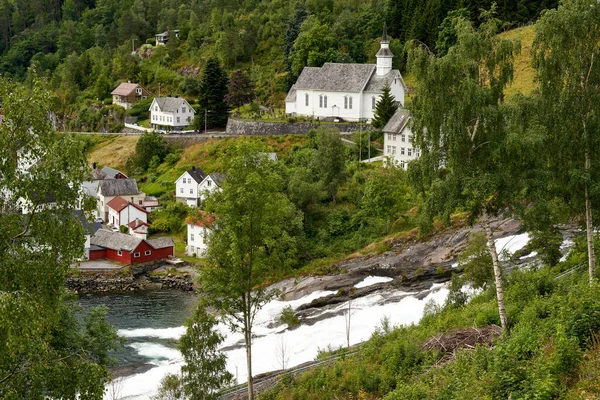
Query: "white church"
285 24 406 122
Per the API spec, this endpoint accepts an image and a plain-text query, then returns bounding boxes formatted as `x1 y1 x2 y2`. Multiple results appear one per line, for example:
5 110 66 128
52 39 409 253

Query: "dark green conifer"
198 57 230 129
371 83 398 129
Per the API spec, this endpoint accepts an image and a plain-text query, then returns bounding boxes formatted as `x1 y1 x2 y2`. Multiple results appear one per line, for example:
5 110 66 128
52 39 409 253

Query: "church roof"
285 85 297 102
383 108 411 134
364 69 407 92
294 64 376 92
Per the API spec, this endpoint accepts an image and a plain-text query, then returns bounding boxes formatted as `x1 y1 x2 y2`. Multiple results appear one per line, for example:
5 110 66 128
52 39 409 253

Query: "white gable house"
175 167 207 207
198 173 224 202
382 108 419 169
285 24 406 122
186 212 214 257
149 97 195 132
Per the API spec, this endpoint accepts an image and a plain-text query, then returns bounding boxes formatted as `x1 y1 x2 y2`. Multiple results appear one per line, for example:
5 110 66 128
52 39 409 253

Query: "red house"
89 229 174 264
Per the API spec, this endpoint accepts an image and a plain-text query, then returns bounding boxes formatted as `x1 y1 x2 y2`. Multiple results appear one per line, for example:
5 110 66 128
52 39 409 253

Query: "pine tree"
371 83 398 129
198 57 230 129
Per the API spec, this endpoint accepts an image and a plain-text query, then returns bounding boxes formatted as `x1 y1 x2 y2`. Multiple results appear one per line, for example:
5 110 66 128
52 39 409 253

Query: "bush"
280 305 300 327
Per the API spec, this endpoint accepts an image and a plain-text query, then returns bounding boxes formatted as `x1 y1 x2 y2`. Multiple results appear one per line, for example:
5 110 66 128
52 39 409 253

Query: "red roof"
186 211 215 228
127 218 149 229
107 196 148 214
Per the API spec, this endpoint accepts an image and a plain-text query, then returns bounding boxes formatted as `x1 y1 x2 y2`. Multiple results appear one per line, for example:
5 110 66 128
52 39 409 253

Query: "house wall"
150 103 194 128
294 89 365 121
198 176 220 201
89 249 106 260
175 172 200 206
118 205 147 227
383 124 419 169
98 193 146 221
187 223 209 257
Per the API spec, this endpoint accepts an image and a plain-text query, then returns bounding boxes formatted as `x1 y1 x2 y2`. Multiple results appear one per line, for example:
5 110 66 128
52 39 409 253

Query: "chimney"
192 166 196 171
92 162 97 169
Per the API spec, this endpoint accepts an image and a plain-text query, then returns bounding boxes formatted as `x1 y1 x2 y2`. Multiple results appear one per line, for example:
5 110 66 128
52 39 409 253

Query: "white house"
97 179 146 221
382 108 419 169
106 196 148 229
127 218 149 239
285 24 406 122
155 30 180 45
149 97 195 132
186 212 214 257
198 173 224 202
175 167 207 207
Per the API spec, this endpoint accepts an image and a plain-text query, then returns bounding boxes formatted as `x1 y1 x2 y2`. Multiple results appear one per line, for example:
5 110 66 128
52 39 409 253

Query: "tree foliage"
198 58 229 129
224 70 255 112
0 77 120 398
133 131 169 171
371 83 398 129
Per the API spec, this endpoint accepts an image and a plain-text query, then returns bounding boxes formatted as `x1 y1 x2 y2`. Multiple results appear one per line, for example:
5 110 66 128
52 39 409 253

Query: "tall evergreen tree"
198 57 230 129
371 83 398 129
407 12 521 333
533 0 600 285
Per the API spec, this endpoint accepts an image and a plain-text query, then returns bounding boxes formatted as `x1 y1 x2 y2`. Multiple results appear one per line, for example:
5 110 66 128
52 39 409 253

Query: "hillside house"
149 97 195 132
111 83 151 109
106 196 148 229
142 196 160 212
175 167 207 206
382 108 419 169
128 218 149 239
198 173 224 202
97 179 146 221
285 24 406 122
155 30 180 45
89 230 174 264
186 212 214 257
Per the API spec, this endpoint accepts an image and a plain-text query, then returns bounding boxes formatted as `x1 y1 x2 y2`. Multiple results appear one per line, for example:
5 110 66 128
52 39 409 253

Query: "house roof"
101 166 127 179
186 211 215 228
76 210 102 235
82 180 100 197
147 237 175 249
127 218 149 230
107 196 148 214
383 108 412 134
111 83 145 97
91 229 144 252
285 85 297 102
151 97 195 114
99 179 139 196
187 167 207 183
207 173 224 186
294 63 376 92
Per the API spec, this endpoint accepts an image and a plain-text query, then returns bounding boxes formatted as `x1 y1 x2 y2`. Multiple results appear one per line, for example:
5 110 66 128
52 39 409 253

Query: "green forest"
0 0 556 131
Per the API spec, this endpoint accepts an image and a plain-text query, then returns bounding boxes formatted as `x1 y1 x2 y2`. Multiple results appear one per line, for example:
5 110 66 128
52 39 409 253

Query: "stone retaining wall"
225 118 373 136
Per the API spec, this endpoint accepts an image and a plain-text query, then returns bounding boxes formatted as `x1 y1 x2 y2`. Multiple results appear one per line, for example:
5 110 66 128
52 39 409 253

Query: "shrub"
280 305 300 327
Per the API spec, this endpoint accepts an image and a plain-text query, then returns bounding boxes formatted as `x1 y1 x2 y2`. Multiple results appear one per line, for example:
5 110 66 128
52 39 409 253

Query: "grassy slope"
87 135 139 172
500 25 536 99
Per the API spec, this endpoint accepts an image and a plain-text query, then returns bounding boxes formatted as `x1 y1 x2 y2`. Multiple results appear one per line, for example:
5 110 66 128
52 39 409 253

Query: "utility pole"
367 121 370 161
359 121 362 163
204 109 210 134
131 38 137 54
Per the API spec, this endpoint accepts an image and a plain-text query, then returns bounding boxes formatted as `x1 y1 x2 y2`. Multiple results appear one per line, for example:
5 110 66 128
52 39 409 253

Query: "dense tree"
311 128 347 204
178 300 233 400
371 83 398 129
201 142 303 400
133 131 169 171
224 70 255 113
532 0 600 285
0 77 120 398
407 13 522 332
198 57 230 129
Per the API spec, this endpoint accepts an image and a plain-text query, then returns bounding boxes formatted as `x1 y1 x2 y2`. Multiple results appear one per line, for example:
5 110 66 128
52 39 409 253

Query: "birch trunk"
245 325 254 400
585 149 596 285
483 215 509 333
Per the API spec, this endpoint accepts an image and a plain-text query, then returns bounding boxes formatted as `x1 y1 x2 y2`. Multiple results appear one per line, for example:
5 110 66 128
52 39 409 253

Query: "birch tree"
407 11 522 333
201 142 303 400
533 0 600 285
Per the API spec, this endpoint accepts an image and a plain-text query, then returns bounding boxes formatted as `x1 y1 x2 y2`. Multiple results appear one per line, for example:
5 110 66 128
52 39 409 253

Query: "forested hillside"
0 0 555 128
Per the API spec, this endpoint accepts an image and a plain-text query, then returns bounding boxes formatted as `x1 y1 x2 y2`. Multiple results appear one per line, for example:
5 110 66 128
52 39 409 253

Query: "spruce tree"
371 83 398 129
198 57 230 129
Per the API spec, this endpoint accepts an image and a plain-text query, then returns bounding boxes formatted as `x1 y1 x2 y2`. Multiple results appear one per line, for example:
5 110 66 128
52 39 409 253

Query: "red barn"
89 229 174 264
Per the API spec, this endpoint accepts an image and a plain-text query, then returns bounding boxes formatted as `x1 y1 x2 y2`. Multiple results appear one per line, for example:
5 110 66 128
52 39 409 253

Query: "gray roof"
376 47 394 57
82 180 100 197
383 108 412 134
294 64 376 92
285 85 297 102
147 237 175 249
101 166 126 178
187 167 207 183
208 173 225 186
364 69 406 92
99 179 139 196
152 97 194 113
91 229 143 252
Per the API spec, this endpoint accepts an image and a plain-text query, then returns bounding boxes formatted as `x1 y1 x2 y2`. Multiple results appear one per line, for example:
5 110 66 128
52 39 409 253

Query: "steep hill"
500 25 536 98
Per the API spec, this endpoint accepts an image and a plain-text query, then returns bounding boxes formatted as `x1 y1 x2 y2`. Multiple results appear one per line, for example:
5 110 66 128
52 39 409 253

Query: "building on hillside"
128 218 149 239
149 97 195 132
175 166 207 206
186 212 214 257
97 179 146 221
111 83 151 109
141 196 160 212
198 173 224 202
285 24 406 122
106 196 148 229
89 229 174 264
382 108 419 169
155 30 180 45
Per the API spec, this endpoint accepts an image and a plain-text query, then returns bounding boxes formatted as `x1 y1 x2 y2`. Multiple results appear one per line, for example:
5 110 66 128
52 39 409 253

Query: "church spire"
376 23 393 76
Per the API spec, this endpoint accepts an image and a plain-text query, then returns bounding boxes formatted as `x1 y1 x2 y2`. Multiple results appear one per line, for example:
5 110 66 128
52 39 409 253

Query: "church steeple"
376 23 393 76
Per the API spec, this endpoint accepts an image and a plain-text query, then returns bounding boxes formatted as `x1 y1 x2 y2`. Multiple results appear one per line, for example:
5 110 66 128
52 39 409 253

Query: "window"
319 95 327 108
349 96 352 109
408 148 412 156
139 200 143 205
387 145 391 154
400 161 406 169
191 233 194 241
117 250 122 256
183 178 186 184
415 149 420 157
401 134 406 142
134 252 140 258
305 94 309 106
344 96 353 109
387 134 392 141
182 107 186 113
177 117 180 123
155 106 158 111
180 188 184 194
392 146 396 154
408 135 413 143
145 250 151 256
189 188 193 194
207 180 211 187
372 96 376 110
401 147 405 155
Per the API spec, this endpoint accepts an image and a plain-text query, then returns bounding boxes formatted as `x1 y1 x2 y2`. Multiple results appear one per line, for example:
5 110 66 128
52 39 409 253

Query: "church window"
324 95 327 108
319 95 323 108
344 96 352 109
371 96 376 110
305 94 309 106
